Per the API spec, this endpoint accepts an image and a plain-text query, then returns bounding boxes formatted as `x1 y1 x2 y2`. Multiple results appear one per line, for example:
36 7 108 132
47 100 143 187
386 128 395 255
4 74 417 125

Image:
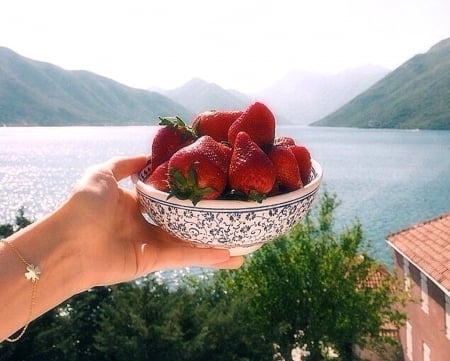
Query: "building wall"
394 251 450 361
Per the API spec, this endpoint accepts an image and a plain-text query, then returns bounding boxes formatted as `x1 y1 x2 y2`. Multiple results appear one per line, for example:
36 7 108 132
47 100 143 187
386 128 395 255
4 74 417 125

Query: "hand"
64 155 244 288
0 155 244 341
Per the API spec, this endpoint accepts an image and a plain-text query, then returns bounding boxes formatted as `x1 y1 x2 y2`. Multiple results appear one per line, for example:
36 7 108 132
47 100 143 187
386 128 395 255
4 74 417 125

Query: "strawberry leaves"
158 116 196 142
168 163 217 206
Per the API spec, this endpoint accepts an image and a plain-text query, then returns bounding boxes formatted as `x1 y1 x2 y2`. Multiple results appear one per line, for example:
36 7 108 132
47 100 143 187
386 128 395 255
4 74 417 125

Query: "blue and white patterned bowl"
134 160 322 255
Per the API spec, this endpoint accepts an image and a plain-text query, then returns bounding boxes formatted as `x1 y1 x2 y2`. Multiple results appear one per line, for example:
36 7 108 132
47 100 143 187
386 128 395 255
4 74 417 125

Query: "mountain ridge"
0 47 193 126
3 41 449 130
162 78 252 115
0 46 391 127
312 38 450 130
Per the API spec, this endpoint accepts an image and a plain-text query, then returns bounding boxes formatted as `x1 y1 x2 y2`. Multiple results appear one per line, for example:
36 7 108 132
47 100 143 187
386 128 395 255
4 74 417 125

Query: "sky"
1 0 450 93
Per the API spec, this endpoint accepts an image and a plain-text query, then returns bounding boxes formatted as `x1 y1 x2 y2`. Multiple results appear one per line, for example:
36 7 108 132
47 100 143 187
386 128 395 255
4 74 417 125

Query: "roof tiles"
387 212 450 293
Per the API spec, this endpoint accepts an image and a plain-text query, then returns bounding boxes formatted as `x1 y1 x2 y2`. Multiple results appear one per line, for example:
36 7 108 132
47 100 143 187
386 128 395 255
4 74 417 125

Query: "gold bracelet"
1 239 41 342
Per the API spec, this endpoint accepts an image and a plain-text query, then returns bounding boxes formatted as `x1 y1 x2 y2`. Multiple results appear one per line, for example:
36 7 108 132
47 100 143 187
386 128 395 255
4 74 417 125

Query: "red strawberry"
146 160 170 192
268 145 302 192
290 145 312 185
150 116 196 173
274 136 296 147
192 110 242 142
228 102 276 149
168 136 232 205
228 131 276 202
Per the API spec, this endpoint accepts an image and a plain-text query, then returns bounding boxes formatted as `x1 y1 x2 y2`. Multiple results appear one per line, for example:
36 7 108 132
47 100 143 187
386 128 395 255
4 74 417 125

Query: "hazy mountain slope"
256 66 389 125
0 47 192 125
163 78 252 117
312 38 450 130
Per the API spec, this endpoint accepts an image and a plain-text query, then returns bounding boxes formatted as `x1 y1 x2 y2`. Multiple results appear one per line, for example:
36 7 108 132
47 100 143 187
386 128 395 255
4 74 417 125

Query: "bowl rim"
133 159 322 210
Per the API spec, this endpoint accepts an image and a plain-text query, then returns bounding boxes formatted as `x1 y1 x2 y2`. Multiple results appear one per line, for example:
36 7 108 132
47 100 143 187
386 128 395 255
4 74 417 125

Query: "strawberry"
228 131 276 202
274 136 296 147
192 110 242 142
168 136 232 205
268 145 303 192
290 145 312 185
150 116 196 173
228 102 276 149
145 160 170 192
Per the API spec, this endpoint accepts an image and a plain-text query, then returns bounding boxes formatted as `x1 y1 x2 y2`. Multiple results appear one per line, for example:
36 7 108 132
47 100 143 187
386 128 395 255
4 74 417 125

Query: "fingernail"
210 248 231 263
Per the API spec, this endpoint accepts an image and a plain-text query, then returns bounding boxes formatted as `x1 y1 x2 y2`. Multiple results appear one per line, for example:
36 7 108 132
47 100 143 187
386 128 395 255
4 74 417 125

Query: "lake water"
1 126 449 267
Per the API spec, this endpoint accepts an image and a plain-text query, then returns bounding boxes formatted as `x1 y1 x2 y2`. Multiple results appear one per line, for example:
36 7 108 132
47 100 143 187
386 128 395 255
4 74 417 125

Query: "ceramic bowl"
134 160 322 256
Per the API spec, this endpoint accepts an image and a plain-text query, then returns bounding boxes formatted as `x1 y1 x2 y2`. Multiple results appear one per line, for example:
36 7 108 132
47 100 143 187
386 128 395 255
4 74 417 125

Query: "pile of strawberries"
146 102 312 205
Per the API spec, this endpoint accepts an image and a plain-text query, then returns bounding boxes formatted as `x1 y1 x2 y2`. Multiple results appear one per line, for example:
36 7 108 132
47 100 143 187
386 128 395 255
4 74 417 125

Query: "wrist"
1 201 91 340
42 199 97 292
10 201 92 302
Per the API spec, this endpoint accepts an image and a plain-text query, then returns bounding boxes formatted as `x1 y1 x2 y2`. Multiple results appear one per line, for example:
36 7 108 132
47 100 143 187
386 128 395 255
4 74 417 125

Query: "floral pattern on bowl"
134 160 322 255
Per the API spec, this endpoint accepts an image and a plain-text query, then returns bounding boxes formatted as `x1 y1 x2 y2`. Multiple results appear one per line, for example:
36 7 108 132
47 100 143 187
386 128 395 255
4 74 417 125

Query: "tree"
186 275 273 361
51 287 114 361
214 192 407 361
0 207 31 238
94 277 197 361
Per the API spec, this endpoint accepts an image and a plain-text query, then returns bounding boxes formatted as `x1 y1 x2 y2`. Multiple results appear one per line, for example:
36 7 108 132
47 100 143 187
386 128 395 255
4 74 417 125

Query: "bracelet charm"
25 264 41 282
1 239 41 342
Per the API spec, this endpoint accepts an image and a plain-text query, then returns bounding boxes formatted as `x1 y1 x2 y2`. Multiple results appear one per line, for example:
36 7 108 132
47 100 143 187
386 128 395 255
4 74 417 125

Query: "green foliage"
95 279 194 360
313 38 450 130
0 207 32 238
0 223 13 238
213 192 407 360
0 197 407 361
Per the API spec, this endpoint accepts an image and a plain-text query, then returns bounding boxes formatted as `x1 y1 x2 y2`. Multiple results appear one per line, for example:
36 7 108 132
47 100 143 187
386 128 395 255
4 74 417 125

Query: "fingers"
185 247 244 269
140 231 245 272
211 255 245 269
156 246 232 271
107 155 148 181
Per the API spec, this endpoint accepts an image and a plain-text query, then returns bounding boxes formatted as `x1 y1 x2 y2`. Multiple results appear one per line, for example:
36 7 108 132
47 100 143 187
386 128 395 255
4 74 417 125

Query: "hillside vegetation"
0 47 389 127
0 47 192 126
3 38 450 129
312 38 450 130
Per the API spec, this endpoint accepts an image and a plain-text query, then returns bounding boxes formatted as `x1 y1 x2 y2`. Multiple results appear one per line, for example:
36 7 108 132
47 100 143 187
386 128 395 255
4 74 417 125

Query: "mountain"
163 78 252 116
0 47 192 126
256 66 389 125
312 38 450 130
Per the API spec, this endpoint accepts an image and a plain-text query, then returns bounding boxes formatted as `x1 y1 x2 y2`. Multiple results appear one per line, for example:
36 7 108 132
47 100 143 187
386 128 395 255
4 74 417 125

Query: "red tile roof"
361 266 391 289
387 213 450 293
